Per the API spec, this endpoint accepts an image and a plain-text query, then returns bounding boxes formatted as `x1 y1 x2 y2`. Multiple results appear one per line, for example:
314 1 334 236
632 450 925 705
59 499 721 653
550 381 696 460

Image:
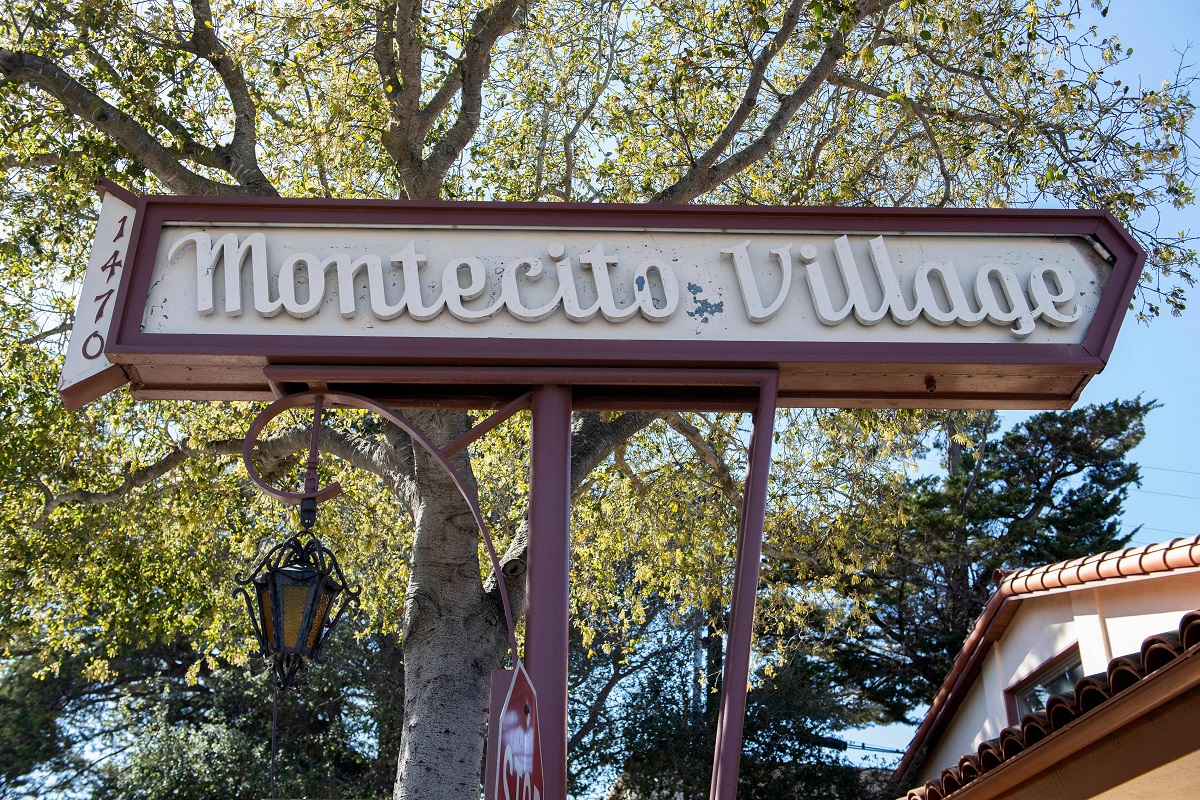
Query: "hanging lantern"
235 519 357 688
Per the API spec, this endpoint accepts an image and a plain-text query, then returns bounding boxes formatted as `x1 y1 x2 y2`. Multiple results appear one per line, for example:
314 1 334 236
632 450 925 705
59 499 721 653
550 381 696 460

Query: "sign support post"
710 372 779 799
527 385 573 800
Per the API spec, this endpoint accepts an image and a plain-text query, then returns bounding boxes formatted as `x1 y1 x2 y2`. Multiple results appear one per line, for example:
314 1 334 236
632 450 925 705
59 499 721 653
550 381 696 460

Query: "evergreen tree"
833 399 1154 720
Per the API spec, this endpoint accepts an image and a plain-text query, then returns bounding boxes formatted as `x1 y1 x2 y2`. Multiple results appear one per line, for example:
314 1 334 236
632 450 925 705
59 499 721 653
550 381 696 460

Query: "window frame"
1004 643 1083 725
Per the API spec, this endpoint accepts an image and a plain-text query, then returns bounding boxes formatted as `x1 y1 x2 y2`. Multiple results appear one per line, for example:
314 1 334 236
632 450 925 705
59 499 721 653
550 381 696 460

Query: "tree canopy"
1 0 1196 798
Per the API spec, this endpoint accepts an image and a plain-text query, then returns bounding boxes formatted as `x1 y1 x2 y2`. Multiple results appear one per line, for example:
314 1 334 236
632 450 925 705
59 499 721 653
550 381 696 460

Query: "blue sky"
1064 0 1200 550
846 0 1200 762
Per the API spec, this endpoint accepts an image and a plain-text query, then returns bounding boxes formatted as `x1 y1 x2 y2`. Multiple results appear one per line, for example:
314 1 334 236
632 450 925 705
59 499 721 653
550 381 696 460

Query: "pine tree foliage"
832 399 1154 720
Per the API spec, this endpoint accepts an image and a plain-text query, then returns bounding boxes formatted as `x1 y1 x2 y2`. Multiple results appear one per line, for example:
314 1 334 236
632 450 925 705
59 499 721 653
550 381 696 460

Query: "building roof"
997 535 1200 596
897 605 1200 799
893 535 1200 787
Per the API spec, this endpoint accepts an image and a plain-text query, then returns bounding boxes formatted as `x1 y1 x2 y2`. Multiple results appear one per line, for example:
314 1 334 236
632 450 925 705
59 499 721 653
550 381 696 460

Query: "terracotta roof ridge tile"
998 534 1200 597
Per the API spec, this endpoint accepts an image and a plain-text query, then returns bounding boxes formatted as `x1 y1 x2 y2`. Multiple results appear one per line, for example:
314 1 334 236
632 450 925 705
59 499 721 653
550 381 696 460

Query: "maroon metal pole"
709 372 779 800
527 384 573 800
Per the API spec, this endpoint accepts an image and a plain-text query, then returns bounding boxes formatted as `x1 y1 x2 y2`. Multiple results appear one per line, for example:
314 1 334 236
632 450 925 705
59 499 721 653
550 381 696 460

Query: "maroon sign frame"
96 187 1144 411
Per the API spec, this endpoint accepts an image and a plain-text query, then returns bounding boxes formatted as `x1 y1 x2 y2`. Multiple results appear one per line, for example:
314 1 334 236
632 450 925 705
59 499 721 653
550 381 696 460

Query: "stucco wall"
916 569 1200 783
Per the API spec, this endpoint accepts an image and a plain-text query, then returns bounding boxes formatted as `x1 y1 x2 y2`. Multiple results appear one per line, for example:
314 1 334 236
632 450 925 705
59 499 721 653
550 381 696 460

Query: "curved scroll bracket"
241 389 526 659
242 392 343 506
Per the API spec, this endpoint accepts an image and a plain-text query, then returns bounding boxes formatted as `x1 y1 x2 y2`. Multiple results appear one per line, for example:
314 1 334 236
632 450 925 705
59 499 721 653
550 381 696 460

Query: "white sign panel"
142 224 1105 345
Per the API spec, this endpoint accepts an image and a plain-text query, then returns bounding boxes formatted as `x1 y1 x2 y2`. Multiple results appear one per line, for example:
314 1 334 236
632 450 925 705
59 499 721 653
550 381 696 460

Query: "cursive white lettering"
174 231 1082 338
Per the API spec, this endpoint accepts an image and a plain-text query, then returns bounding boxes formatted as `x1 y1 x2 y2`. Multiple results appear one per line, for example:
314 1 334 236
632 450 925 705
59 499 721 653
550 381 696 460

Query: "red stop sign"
490 660 544 800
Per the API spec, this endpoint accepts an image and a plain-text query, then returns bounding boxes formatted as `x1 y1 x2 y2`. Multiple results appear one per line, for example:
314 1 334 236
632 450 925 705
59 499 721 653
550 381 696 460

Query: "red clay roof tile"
1074 674 1111 713
1142 632 1183 673
1182 609 1200 649
895 605 1200 799
1019 714 1050 746
997 536 1200 596
1107 654 1144 695
975 740 1003 773
896 537 1200 786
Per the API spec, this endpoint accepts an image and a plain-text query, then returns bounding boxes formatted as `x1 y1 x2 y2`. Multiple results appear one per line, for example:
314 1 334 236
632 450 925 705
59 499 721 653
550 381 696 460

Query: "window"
1006 646 1084 723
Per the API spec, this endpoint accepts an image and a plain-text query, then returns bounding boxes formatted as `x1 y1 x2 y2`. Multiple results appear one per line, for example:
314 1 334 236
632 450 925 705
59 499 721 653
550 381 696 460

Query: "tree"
1 0 1196 797
0 401 1148 799
0 626 404 799
564 408 915 798
0 407 916 799
581 629 881 800
832 398 1155 721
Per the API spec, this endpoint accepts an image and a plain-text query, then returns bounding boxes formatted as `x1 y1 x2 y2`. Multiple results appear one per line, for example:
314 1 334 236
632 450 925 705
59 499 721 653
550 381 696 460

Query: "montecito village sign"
60 184 1142 412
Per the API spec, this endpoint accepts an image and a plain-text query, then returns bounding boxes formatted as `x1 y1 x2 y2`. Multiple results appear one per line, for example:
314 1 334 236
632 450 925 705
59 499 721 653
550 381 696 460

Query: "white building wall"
1092 572 1200 656
922 680 993 777
991 593 1077 689
1069 589 1112 674
914 569 1200 785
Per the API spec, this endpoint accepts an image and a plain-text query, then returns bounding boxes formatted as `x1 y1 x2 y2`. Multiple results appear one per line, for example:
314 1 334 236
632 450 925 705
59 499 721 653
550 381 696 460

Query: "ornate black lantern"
235 510 358 688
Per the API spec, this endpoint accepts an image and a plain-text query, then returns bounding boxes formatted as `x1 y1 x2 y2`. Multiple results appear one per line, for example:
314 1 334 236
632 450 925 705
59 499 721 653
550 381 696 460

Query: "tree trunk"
393 410 508 800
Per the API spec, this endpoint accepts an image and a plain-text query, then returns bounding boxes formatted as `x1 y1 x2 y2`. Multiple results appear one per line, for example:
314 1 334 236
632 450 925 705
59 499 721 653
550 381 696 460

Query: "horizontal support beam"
263 365 778 388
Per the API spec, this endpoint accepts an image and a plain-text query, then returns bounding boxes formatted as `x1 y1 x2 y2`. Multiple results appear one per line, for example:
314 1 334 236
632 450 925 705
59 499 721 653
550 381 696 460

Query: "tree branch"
187 0 277 195
379 0 420 133
570 411 660 490
0 48 262 196
653 0 900 203
663 412 740 506
36 437 246 524
35 422 416 525
688 0 807 177
568 609 675 752
377 0 430 197
559 23 622 201
17 319 73 345
828 71 1007 127
373 0 400 106
75 36 227 175
911 100 952 207
403 0 525 199
1 152 81 170
416 69 462 143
